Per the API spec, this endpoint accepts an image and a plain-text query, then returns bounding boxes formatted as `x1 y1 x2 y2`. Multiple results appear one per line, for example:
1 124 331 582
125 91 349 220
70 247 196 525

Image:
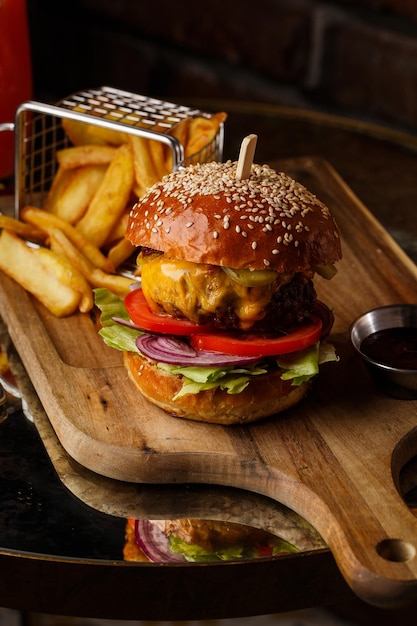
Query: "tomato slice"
190 317 322 357
125 288 325 356
124 288 212 335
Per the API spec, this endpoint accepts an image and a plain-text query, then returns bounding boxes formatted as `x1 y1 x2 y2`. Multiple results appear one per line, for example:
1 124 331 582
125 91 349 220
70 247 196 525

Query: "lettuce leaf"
169 535 246 561
157 361 268 399
95 287 142 353
95 287 131 326
168 534 298 562
277 342 339 386
98 323 140 354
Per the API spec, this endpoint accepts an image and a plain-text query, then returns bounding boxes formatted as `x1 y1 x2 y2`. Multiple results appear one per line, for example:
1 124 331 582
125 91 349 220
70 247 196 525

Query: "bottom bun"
123 351 311 425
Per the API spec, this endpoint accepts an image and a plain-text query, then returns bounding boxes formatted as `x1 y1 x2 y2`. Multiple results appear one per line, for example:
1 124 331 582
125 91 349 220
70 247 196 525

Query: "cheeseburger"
97 159 342 425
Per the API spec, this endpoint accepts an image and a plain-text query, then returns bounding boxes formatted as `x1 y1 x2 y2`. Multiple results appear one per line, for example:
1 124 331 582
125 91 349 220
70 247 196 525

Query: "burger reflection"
124 518 299 563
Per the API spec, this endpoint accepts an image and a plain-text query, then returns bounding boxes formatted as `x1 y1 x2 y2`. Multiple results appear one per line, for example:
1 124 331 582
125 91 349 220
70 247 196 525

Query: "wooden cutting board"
2 156 417 608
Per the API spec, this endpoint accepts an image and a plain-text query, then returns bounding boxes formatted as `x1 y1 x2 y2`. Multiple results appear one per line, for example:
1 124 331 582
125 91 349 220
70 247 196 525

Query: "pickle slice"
314 263 337 280
222 266 278 286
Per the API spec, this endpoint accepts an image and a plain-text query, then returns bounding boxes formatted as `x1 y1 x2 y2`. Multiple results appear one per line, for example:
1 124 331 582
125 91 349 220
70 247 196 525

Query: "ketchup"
360 327 417 370
0 0 32 180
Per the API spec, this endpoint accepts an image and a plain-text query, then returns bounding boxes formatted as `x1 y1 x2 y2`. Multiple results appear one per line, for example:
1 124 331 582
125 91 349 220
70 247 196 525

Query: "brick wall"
27 0 417 132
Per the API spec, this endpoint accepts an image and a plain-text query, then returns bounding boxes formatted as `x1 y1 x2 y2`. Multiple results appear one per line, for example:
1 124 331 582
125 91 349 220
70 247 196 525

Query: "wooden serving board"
2 156 417 608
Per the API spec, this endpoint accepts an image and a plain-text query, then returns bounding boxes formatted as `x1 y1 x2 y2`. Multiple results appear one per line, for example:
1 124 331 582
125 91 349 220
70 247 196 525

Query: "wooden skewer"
235 134 258 180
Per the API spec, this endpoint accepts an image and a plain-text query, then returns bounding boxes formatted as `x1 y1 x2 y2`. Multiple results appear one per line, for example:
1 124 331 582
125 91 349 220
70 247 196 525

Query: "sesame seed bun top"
127 160 342 272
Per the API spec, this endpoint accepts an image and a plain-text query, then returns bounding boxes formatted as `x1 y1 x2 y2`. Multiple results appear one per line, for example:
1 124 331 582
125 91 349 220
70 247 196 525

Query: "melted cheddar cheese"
140 255 293 330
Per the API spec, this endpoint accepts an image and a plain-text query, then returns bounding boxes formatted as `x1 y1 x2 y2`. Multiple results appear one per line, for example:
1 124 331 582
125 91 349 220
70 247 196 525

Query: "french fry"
90 267 135 299
49 228 133 299
45 166 75 213
38 245 94 312
165 118 190 171
128 135 160 195
0 215 46 243
20 205 115 273
76 143 135 248
107 238 136 269
52 164 107 224
104 209 130 246
185 112 227 158
62 118 127 146
149 139 170 181
169 117 190 147
48 227 96 277
62 118 104 146
56 145 117 169
0 229 82 317
84 124 128 146
132 181 143 199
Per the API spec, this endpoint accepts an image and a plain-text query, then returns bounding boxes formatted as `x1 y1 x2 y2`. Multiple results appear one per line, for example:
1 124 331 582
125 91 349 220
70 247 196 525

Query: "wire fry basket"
13 86 225 215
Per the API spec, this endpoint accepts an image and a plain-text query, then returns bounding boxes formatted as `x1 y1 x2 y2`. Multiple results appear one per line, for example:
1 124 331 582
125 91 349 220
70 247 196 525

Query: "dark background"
27 0 417 134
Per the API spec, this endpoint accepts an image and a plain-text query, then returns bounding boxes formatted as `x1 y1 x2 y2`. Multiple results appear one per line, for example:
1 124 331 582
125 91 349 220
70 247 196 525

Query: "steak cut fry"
75 143 135 247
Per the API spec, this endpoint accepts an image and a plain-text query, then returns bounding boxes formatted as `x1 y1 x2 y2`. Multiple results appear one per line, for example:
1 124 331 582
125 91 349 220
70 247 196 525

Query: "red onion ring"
136 333 261 366
112 317 144 331
134 520 187 563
